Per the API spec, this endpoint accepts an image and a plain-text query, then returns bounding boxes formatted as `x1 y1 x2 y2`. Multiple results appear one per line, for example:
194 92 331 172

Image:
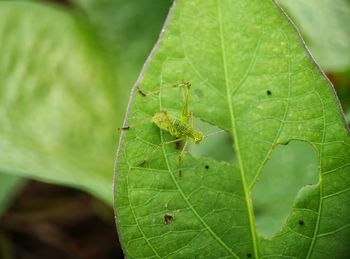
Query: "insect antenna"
137 81 191 97
203 129 226 138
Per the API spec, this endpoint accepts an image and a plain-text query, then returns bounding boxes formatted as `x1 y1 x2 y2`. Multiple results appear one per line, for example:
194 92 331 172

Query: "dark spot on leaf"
298 219 304 226
137 87 147 96
247 253 252 257
120 126 130 130
139 160 146 166
205 165 209 169
266 90 272 95
164 213 174 224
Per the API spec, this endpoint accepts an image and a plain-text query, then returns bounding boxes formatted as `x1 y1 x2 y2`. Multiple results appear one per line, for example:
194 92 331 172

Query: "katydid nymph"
123 81 207 169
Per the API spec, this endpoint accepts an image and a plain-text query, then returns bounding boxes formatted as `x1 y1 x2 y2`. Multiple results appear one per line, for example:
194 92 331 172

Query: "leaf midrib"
158 85 240 257
216 0 259 258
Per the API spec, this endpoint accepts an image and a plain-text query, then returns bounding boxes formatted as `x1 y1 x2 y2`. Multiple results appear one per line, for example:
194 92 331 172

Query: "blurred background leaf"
278 0 350 73
72 0 173 96
0 1 119 203
278 0 350 125
0 0 171 205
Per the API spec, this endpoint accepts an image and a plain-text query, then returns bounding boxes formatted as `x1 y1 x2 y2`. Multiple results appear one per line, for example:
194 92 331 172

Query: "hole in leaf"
188 119 235 163
252 140 318 238
164 213 174 224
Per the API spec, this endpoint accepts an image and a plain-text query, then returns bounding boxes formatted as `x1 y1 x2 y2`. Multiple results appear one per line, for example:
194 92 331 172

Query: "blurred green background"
0 0 349 257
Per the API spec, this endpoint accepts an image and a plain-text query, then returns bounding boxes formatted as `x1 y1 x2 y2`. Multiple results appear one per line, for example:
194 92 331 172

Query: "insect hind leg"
177 140 189 177
138 138 183 166
178 140 188 164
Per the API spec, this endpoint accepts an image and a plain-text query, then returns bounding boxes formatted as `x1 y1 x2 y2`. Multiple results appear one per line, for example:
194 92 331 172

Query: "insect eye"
194 135 203 144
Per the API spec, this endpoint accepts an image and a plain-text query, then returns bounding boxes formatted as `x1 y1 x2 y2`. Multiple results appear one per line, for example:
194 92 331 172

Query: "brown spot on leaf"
137 87 147 96
164 213 174 224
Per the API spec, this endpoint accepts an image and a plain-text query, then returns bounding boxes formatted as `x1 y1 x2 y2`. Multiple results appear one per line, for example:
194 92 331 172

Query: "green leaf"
0 2 120 204
278 0 350 73
115 0 350 258
0 172 23 216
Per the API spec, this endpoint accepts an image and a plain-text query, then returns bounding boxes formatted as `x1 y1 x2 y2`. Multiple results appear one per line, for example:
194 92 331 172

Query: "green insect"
123 81 205 167
151 82 204 142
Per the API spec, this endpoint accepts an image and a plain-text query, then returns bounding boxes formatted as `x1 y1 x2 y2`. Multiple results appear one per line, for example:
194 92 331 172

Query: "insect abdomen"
172 119 202 143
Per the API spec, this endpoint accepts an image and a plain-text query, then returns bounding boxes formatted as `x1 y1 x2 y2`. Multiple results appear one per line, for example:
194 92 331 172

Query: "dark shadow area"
48 0 73 7
0 181 123 259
